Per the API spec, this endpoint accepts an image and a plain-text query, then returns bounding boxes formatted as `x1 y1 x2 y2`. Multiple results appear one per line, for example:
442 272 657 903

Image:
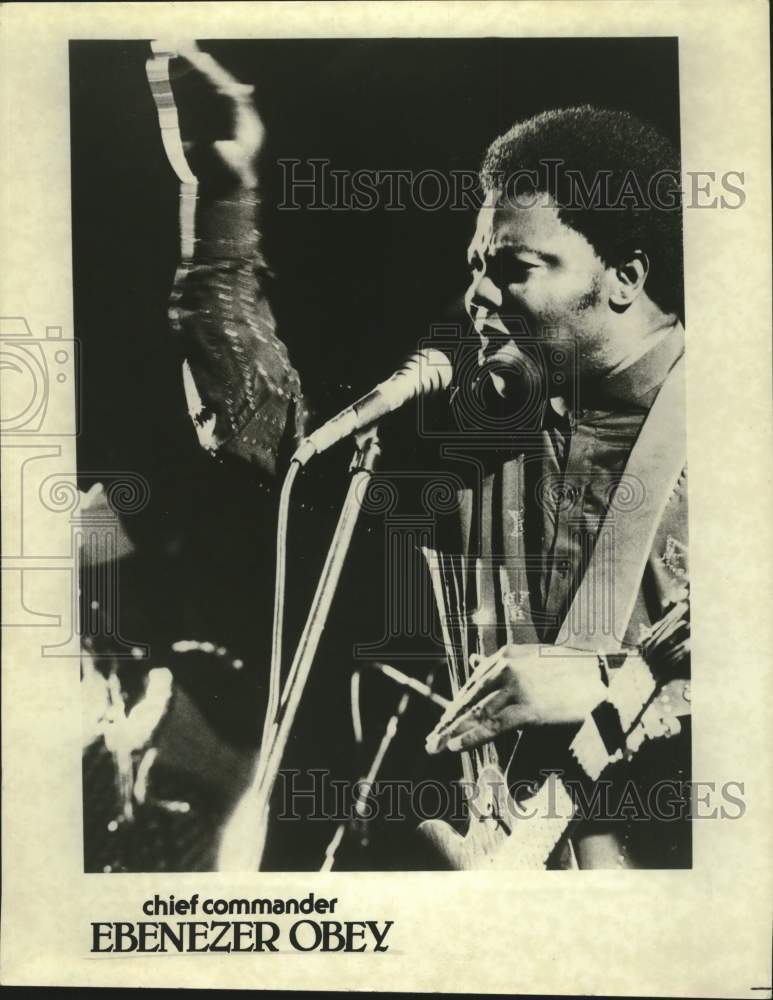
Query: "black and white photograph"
73 35 692 874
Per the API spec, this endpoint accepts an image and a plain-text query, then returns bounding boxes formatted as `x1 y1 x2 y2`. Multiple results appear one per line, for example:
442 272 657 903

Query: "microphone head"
392 348 454 398
293 347 454 466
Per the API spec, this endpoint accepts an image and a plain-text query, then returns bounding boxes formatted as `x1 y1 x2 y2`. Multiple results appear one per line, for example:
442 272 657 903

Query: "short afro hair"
480 106 683 319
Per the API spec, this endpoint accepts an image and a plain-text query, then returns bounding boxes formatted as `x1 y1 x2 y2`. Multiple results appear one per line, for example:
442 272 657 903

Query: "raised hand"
149 39 264 189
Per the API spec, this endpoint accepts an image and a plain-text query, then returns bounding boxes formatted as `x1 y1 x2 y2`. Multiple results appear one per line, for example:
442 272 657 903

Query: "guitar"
418 594 690 870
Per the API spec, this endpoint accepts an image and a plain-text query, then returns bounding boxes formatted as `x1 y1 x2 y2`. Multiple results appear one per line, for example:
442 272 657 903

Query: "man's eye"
496 259 535 284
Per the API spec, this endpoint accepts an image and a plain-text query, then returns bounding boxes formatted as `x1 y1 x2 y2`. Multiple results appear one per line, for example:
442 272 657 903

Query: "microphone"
292 348 453 466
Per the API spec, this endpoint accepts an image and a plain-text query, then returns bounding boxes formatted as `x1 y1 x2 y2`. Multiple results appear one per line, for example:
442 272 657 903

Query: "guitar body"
418 765 512 870
417 765 575 870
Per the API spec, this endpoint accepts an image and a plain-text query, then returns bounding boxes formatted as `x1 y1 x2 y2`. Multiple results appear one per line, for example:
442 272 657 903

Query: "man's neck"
551 308 682 416
604 316 679 379
591 294 678 373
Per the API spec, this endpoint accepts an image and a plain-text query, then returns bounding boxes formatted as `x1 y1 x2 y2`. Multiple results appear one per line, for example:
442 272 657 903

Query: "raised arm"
147 40 306 476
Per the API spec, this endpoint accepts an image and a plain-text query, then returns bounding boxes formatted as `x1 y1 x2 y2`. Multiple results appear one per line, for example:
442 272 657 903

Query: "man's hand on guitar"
425 645 607 754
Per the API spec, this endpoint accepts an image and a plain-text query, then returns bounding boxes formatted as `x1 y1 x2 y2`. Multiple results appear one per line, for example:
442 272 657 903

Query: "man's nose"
472 274 502 310
465 271 503 323
465 273 502 322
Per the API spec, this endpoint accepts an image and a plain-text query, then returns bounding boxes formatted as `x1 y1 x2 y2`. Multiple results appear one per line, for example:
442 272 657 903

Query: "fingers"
425 646 541 754
174 40 204 60
429 703 532 754
426 685 521 754
150 38 183 59
458 651 499 696
155 39 253 102
151 40 206 64
426 689 501 753
181 46 253 100
436 651 505 725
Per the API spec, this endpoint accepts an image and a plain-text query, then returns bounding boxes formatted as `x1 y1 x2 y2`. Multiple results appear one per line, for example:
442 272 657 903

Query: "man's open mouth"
479 339 530 368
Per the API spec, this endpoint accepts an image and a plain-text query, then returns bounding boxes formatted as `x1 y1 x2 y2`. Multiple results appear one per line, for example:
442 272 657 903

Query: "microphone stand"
320 665 442 872
320 688 411 872
250 424 382 869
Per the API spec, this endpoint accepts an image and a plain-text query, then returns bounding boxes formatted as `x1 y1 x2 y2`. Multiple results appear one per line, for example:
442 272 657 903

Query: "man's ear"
609 250 649 311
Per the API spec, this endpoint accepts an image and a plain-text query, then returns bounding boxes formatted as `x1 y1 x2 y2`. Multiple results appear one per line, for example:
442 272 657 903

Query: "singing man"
425 106 690 869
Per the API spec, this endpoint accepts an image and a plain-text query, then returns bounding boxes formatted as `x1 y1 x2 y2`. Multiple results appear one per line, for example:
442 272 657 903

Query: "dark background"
71 37 680 870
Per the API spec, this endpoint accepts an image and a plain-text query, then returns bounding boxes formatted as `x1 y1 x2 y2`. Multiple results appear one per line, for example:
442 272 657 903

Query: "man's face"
465 190 610 396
